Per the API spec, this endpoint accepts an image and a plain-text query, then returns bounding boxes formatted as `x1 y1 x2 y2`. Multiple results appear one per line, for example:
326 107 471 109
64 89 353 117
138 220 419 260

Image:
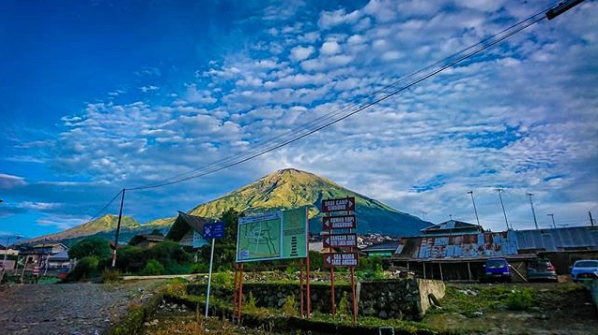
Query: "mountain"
188 168 429 235
23 168 430 245
21 214 141 246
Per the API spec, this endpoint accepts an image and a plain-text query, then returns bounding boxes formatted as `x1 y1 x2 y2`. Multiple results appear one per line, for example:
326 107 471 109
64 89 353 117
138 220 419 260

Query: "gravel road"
0 281 162 335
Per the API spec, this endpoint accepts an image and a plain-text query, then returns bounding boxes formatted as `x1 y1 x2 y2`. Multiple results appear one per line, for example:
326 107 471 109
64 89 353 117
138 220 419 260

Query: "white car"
570 259 598 282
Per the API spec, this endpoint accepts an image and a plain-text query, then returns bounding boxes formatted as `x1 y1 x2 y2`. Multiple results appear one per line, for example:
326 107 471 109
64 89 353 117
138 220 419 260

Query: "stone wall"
188 278 444 320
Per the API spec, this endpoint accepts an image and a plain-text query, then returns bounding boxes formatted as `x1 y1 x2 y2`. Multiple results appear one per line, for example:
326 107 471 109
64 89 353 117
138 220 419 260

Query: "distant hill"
21 214 141 246
23 168 430 245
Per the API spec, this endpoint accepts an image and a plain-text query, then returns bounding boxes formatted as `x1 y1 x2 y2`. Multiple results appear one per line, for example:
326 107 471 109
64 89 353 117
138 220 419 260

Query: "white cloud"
0 174 26 189
290 45 315 61
320 41 341 55
318 9 361 29
140 85 159 93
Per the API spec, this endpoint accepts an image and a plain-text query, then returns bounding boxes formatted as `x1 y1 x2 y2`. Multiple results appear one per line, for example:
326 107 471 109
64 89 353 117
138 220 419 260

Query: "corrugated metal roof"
515 226 598 252
362 241 400 252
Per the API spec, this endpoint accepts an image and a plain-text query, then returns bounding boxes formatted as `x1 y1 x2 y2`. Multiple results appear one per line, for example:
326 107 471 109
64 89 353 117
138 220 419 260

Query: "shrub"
506 289 535 311
212 271 234 289
142 259 165 276
189 263 209 273
116 246 146 273
282 294 297 316
69 256 100 281
69 237 111 260
102 268 121 283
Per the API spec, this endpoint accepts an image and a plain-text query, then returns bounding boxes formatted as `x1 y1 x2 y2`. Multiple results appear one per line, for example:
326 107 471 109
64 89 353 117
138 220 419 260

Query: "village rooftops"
420 220 483 236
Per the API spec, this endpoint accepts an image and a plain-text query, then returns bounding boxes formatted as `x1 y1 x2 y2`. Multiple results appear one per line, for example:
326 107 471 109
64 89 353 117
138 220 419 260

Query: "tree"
68 237 111 260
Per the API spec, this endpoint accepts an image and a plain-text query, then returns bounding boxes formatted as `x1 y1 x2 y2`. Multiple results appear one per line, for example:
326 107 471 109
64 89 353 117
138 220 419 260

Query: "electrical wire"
128 6 553 191
87 189 123 222
127 12 548 191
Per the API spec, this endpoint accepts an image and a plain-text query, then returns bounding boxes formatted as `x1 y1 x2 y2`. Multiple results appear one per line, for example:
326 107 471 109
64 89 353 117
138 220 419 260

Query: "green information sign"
236 207 308 263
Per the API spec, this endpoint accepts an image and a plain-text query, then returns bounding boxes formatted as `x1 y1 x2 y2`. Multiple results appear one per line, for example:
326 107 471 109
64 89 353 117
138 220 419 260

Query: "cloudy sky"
1 0 597 238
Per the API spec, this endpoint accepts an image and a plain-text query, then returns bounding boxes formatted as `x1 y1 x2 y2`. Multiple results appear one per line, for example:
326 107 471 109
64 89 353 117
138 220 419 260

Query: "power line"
127 9 549 191
87 189 124 222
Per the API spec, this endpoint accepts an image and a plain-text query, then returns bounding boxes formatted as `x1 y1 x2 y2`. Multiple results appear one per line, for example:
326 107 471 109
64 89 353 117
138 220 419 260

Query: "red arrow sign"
323 215 356 230
323 233 357 248
323 252 359 267
322 197 356 213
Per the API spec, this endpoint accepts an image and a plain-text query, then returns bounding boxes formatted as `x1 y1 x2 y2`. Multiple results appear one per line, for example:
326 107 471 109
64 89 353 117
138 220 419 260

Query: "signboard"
323 215 356 230
203 222 225 239
322 197 355 213
323 252 359 267
323 233 357 248
236 207 308 263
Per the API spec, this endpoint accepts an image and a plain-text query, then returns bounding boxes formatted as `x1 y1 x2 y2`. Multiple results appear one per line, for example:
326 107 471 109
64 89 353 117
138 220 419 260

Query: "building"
362 241 401 258
128 233 165 249
388 220 598 281
166 211 210 248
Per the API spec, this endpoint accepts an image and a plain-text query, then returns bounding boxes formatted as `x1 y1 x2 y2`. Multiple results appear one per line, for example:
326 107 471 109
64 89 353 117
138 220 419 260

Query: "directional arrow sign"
323 252 359 267
323 233 357 248
323 215 356 230
322 197 356 213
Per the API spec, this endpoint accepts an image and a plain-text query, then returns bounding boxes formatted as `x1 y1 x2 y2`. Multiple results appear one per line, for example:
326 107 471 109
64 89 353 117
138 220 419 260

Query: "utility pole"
527 193 539 230
547 213 556 228
590 211 595 227
111 189 126 268
467 191 482 229
419 210 428 221
495 189 511 231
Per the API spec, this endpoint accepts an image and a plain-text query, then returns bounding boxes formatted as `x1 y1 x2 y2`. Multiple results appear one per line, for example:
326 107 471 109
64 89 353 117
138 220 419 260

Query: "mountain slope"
189 168 429 235
22 214 140 245
24 168 430 245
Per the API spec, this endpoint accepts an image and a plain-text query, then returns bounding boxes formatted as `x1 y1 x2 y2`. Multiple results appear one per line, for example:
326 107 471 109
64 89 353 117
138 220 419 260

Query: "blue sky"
1 0 597 238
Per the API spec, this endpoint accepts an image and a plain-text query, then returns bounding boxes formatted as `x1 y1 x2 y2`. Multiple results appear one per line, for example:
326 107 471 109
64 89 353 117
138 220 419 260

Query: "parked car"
527 258 557 282
570 259 598 282
481 258 512 282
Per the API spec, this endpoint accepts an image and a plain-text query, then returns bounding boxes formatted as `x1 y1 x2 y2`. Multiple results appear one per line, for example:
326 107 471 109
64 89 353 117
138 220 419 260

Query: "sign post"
203 222 225 318
321 197 359 325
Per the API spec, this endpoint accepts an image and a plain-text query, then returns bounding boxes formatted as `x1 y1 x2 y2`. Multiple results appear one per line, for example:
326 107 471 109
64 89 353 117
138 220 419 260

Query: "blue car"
481 258 512 283
570 259 598 282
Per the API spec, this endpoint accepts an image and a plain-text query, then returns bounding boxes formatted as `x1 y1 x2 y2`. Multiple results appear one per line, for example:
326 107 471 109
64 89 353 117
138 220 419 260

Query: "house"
128 233 165 249
362 241 400 258
46 250 71 269
166 211 210 248
19 243 69 266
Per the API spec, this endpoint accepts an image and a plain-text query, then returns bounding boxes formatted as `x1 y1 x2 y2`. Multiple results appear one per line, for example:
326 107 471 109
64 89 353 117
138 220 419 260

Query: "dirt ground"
0 281 164 335
423 282 598 334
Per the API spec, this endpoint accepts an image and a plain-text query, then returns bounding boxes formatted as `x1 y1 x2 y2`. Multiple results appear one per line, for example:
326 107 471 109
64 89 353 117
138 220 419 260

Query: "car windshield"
487 260 507 268
575 261 598 268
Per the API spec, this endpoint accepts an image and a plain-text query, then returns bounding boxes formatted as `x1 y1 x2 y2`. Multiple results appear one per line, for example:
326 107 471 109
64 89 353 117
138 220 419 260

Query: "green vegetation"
69 256 101 281
505 289 535 310
68 236 112 260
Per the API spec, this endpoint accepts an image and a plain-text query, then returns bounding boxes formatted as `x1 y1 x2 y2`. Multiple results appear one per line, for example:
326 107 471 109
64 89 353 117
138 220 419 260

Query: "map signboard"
323 252 359 267
323 215 356 230
236 207 308 263
322 197 356 212
323 233 357 248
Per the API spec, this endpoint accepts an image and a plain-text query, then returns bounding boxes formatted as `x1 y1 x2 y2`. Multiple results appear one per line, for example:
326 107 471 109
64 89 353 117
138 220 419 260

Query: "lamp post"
495 189 511 231
547 214 556 228
467 191 481 229
527 193 539 230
